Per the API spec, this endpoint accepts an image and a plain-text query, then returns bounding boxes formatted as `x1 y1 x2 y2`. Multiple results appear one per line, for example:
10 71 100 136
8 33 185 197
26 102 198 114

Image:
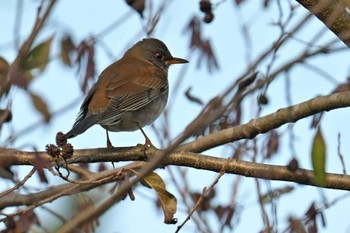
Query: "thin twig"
0 167 36 198
175 159 229 232
337 133 347 175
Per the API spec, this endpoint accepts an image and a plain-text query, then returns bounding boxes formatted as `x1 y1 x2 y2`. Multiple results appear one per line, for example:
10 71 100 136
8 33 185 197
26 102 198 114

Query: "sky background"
1 0 350 232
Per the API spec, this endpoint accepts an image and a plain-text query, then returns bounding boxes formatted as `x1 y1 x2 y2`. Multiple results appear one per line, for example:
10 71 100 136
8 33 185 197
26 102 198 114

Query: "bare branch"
296 0 350 47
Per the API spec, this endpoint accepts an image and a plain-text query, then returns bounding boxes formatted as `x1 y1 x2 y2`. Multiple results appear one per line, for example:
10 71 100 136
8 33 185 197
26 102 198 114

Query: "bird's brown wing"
98 76 167 124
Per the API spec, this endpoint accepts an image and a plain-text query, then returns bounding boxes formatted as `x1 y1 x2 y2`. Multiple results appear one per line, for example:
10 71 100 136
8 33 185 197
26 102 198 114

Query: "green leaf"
23 36 53 72
311 127 327 186
140 172 177 224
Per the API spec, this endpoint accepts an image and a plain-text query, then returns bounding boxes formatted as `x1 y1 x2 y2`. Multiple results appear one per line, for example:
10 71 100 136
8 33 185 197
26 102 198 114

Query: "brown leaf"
0 167 14 181
0 57 10 96
214 205 236 228
185 87 203 105
77 196 98 233
288 217 307 233
125 0 145 17
60 35 76 66
235 0 245 5
76 39 96 92
186 17 202 49
238 72 257 91
0 109 12 124
0 56 9 74
184 17 219 72
4 210 41 233
82 45 96 92
34 153 49 183
234 103 242 125
29 92 51 122
190 189 215 212
332 82 350 93
265 130 279 159
10 71 33 89
140 172 177 224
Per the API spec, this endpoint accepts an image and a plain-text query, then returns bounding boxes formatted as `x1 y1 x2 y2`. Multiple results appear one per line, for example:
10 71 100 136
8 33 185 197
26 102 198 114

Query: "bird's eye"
155 53 164 60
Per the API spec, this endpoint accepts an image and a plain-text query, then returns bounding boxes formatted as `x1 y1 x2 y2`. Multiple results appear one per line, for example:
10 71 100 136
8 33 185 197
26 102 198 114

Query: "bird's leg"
106 130 114 148
136 123 155 147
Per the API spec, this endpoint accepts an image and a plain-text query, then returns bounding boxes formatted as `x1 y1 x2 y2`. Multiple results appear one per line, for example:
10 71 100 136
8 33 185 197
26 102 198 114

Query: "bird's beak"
166 57 189 65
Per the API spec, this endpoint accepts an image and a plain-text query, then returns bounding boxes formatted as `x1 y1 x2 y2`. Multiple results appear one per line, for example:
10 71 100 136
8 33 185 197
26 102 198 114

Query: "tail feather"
64 115 99 139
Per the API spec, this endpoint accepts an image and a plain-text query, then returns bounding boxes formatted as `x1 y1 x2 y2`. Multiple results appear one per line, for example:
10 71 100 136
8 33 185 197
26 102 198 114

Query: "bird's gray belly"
101 93 168 132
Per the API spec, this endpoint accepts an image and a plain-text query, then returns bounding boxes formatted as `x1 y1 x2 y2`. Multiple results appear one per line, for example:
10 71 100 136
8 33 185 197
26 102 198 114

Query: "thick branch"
179 91 350 152
165 151 350 190
2 92 350 166
297 0 350 47
1 149 350 212
0 164 133 210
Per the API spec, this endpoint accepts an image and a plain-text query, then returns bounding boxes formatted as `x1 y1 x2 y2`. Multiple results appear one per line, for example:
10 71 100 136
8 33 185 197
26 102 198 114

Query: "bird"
64 38 188 147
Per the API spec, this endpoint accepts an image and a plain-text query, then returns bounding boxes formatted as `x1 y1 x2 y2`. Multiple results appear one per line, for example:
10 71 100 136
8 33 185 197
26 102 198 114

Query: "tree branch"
297 0 350 47
179 91 350 152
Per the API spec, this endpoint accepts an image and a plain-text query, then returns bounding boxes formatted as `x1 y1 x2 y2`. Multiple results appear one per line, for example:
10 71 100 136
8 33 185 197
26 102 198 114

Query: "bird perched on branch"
64 38 188 147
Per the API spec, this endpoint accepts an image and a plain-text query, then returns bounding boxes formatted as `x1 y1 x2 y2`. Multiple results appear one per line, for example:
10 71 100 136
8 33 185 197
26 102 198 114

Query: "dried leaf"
332 82 350 93
76 40 96 92
311 127 327 186
305 203 319 233
238 72 257 91
185 87 203 105
288 217 307 233
190 189 215 212
82 45 95 92
23 36 53 72
140 172 177 224
34 153 48 183
0 56 9 73
10 71 34 90
29 92 51 122
125 0 145 17
202 39 219 72
265 130 279 159
0 109 12 123
0 57 11 96
214 205 235 228
184 17 219 72
60 35 76 66
235 0 245 5
77 196 98 232
0 167 14 181
185 17 202 49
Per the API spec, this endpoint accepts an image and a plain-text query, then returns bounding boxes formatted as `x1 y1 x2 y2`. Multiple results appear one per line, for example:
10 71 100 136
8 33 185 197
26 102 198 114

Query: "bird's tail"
64 115 98 139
